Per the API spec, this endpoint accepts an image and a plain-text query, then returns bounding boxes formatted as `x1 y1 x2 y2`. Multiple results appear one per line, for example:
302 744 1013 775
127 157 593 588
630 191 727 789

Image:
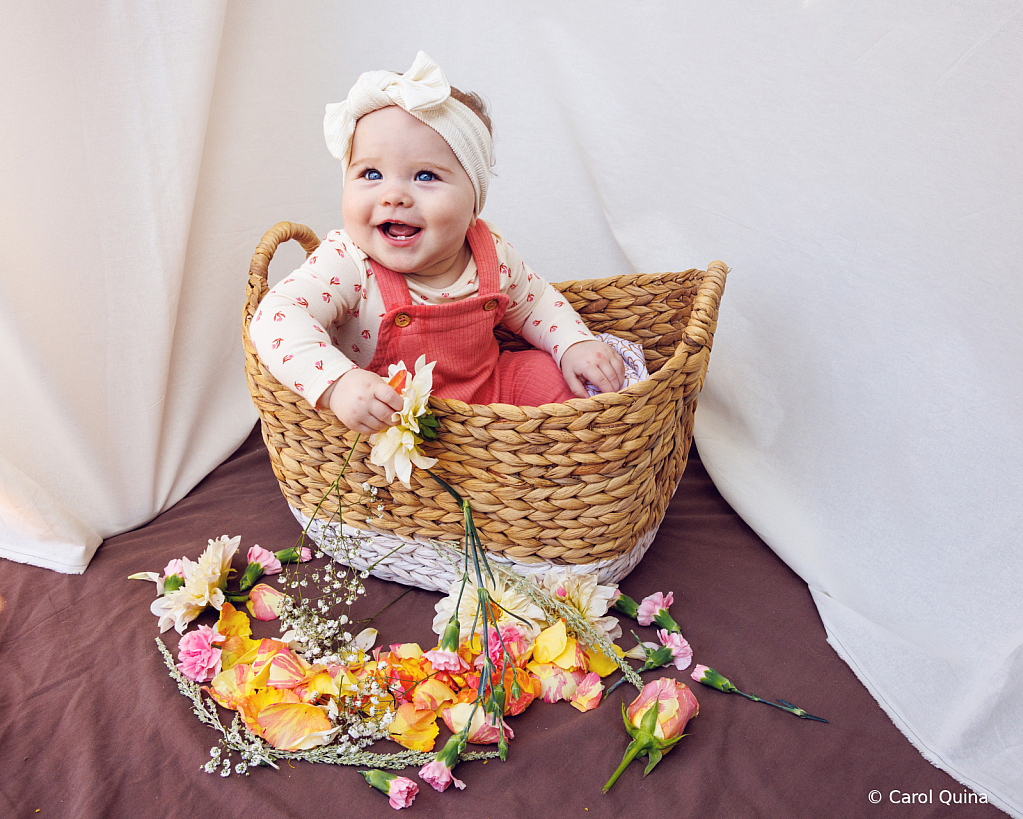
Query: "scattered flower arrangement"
130 356 826 809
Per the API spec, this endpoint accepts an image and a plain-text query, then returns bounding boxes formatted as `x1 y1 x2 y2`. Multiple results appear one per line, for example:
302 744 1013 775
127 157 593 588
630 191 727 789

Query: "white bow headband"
324 52 493 215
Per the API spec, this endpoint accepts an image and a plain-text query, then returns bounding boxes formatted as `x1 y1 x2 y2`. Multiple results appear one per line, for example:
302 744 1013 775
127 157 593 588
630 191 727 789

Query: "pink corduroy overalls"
364 221 576 405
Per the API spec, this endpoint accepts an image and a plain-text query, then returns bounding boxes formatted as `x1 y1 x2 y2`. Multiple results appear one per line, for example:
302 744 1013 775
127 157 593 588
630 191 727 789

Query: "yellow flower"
257 702 339 750
368 355 438 488
389 702 440 752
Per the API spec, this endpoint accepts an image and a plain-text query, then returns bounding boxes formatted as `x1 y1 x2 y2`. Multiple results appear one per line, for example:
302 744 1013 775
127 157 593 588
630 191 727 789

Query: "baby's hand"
559 339 626 398
323 369 403 433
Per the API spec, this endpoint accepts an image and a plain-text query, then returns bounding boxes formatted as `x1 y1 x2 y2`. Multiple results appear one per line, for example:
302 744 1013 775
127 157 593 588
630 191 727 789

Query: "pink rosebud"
603 677 699 792
247 583 288 621
163 558 184 578
626 677 699 741
176 624 225 682
657 628 694 671
441 702 515 745
239 545 284 591
247 545 283 575
636 591 674 627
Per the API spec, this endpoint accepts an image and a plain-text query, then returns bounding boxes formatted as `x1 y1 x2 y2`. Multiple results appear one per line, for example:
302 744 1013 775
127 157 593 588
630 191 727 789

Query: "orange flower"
239 687 302 736
207 662 268 710
267 649 314 689
502 667 540 716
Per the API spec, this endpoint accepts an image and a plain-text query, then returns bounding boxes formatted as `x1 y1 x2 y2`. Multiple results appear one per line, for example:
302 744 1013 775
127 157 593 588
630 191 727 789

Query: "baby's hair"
450 86 493 135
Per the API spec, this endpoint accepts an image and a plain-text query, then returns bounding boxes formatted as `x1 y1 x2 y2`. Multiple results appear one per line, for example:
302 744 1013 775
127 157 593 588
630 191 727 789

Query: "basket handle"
683 260 728 350
244 221 321 321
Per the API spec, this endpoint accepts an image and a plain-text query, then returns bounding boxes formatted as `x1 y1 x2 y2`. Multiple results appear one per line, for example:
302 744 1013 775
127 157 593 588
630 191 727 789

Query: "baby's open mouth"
379 222 421 240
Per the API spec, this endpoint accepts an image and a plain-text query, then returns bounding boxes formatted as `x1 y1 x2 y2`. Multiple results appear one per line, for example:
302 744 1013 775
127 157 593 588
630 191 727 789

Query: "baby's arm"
250 233 362 408
321 370 403 434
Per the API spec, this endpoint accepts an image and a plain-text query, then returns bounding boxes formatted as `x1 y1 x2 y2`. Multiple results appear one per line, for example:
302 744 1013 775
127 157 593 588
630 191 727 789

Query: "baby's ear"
468 215 477 228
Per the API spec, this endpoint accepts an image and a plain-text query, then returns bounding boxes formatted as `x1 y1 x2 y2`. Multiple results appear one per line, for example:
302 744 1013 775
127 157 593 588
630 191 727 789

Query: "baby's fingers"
563 369 590 399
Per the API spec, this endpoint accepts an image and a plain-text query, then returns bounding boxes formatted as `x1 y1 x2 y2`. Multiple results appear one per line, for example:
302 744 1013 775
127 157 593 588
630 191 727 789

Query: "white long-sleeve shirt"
250 220 596 407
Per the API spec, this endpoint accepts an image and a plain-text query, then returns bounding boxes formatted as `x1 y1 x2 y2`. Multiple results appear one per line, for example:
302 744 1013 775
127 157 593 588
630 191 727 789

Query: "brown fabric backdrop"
0 425 1003 818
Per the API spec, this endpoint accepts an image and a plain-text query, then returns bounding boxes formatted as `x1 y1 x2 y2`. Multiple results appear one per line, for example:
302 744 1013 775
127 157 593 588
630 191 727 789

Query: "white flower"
150 535 239 633
539 569 622 642
432 573 546 642
369 355 438 487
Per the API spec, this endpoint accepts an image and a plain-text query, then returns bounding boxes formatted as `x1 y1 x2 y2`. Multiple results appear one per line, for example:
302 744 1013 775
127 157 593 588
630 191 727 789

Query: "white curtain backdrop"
1 1 1020 814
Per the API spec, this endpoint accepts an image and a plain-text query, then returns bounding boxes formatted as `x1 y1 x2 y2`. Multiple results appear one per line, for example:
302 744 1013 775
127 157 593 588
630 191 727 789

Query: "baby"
251 52 625 434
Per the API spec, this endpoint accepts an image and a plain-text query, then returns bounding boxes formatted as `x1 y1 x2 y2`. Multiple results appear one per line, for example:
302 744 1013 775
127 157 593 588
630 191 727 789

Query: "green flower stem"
694 667 827 722
606 635 676 695
734 690 829 722
426 468 514 757
238 563 265 592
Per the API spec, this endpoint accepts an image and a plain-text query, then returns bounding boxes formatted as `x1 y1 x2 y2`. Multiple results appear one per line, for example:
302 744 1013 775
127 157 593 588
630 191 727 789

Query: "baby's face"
342 106 476 288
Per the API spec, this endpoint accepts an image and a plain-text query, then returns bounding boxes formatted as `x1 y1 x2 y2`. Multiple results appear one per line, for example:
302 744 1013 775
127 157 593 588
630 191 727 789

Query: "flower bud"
275 546 313 564
438 613 461 653
690 664 738 694
613 593 640 619
162 573 185 594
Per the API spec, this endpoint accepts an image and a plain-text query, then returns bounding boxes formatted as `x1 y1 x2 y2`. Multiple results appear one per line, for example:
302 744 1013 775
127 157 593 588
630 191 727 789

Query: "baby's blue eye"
363 169 382 180
415 171 436 182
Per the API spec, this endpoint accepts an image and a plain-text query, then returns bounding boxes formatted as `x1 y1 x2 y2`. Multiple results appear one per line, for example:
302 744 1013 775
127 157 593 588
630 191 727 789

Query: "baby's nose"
379 182 412 207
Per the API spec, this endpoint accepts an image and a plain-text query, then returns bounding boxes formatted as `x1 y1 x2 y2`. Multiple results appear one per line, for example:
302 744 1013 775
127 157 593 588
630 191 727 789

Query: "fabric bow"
324 52 450 163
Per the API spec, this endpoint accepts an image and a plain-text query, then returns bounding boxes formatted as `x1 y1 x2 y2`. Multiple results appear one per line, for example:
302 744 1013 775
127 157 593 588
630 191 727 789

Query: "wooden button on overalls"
394 313 411 327
483 299 498 311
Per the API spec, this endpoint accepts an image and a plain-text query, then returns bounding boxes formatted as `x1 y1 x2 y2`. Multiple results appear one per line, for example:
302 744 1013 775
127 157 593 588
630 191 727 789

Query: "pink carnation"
387 776 418 809
176 624 225 682
247 545 282 575
637 591 674 627
423 648 467 673
163 558 184 578
657 628 694 671
419 760 466 793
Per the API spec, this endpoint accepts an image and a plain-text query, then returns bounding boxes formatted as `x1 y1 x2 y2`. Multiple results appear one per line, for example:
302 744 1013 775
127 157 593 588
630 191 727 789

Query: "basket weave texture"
243 221 727 570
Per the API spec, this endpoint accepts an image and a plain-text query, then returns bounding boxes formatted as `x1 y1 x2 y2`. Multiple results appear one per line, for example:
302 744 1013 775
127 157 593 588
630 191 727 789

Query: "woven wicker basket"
243 221 727 591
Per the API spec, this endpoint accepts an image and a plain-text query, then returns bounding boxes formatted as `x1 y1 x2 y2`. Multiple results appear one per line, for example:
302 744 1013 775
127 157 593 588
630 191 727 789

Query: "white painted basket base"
290 506 663 593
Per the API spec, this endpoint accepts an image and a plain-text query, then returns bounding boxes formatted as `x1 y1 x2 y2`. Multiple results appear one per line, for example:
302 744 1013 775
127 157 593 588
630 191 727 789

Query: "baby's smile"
378 221 422 243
